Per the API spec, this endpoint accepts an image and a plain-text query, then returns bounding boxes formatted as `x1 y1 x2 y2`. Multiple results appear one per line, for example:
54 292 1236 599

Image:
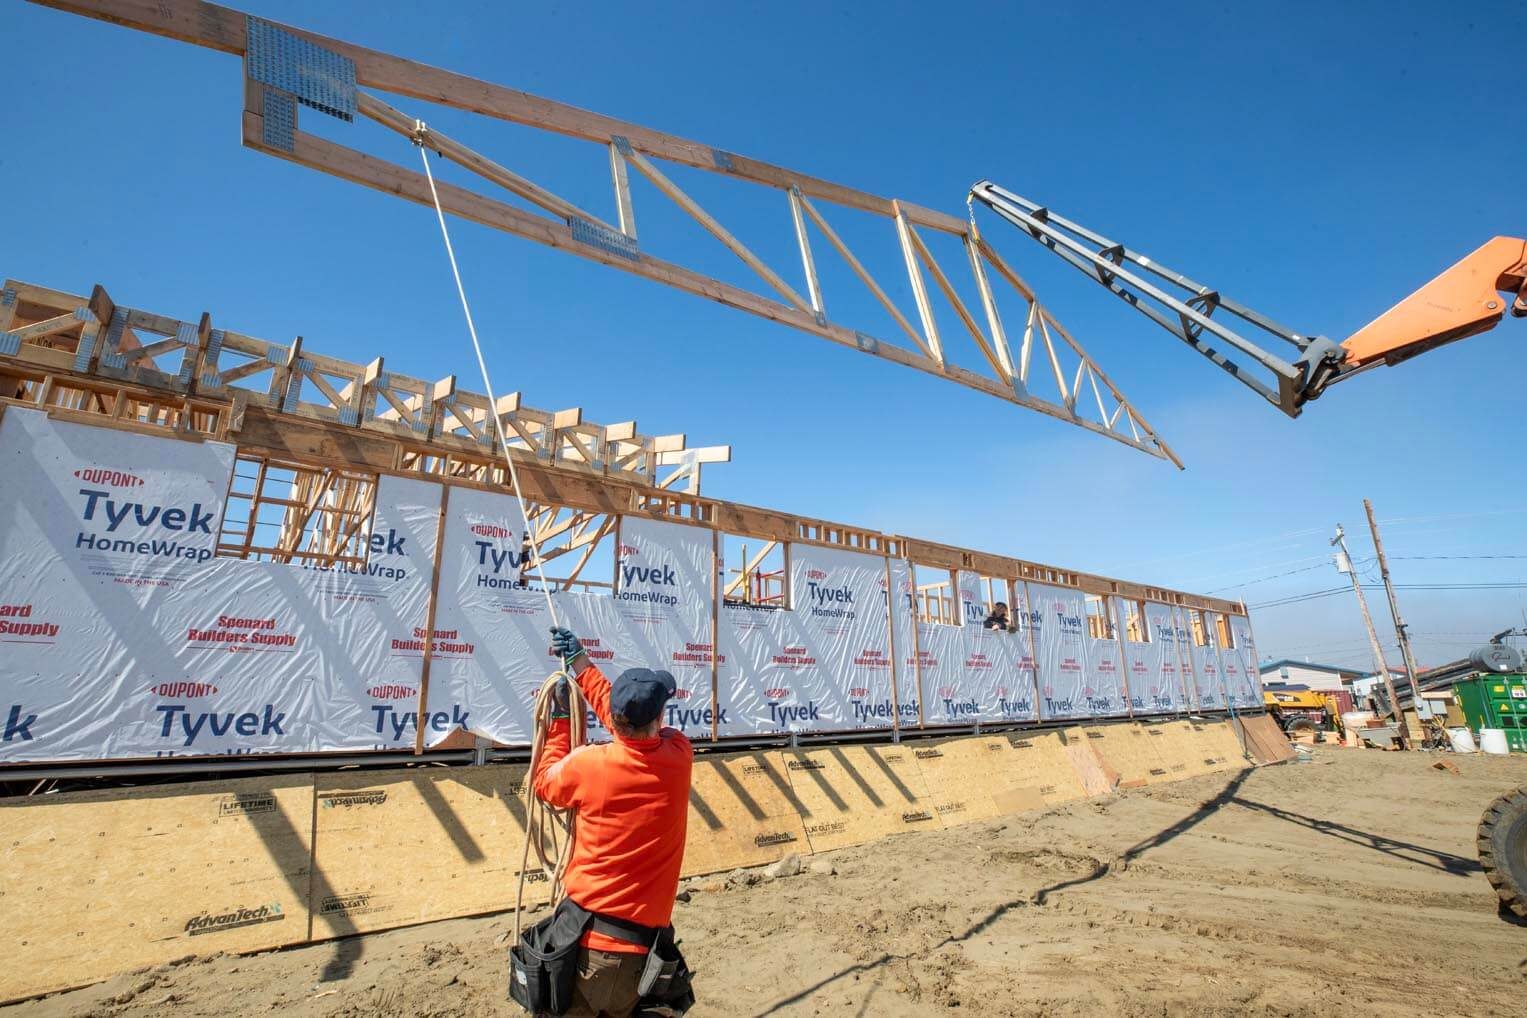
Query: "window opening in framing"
1111 601 1148 641
1085 595 1116 640
522 503 616 594
914 564 958 625
1189 609 1211 647
1216 613 1236 650
218 452 378 567
721 534 787 609
965 575 1014 631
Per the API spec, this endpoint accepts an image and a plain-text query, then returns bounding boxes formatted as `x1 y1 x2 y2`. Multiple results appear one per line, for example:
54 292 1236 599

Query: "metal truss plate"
283 359 308 408
262 88 296 153
246 16 356 122
337 405 359 426
199 329 225 387
569 217 639 261
610 134 633 157
711 148 735 171
72 332 95 371
0 333 18 357
854 332 879 354
414 386 433 434
0 288 15 307
100 308 129 369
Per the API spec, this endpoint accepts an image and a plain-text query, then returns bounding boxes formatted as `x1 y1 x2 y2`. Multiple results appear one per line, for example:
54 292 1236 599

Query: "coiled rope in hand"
515 667 588 941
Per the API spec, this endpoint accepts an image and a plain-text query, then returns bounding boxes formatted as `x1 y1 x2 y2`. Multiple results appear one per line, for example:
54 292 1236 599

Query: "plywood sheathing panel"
1145 720 1217 780
308 765 544 940
1061 739 1118 797
1240 713 1297 765
999 731 1092 806
1187 719 1252 773
681 752 810 876
782 745 943 853
0 724 1278 1003
1063 725 1171 788
0 774 314 1002
905 739 1003 827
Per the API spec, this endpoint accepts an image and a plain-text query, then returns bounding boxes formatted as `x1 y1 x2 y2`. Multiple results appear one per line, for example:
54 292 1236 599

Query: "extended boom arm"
969 180 1526 416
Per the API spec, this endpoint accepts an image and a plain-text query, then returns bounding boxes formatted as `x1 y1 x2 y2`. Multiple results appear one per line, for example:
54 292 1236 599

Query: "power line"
1203 560 1349 594
1390 554 1527 561
1204 552 1527 595
1247 583 1527 610
1248 587 1350 609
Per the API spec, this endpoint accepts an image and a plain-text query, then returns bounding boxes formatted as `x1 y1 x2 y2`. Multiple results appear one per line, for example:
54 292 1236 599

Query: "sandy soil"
10 747 1527 1017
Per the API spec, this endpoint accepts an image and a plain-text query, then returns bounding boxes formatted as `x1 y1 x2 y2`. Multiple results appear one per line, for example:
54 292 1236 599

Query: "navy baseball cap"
610 668 677 728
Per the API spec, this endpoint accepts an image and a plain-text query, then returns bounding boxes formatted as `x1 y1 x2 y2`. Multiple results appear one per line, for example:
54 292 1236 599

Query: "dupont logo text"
367 685 418 700
151 681 219 698
74 466 144 487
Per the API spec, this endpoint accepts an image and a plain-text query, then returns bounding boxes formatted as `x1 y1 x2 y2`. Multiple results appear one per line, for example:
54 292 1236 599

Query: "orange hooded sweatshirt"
531 661 693 953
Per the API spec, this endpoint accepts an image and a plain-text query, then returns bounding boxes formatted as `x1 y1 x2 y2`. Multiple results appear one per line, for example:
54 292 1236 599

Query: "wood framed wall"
0 274 1246 618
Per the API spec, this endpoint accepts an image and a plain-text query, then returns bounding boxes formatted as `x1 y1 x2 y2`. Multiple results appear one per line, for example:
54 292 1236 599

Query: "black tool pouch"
507 902 590 1016
635 926 696 1017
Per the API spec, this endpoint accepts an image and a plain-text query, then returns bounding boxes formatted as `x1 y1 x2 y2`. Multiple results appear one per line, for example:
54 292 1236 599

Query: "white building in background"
1257 659 1361 694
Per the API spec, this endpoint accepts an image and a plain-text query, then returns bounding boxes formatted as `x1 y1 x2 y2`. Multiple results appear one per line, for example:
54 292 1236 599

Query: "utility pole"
1331 524 1408 748
1365 499 1425 737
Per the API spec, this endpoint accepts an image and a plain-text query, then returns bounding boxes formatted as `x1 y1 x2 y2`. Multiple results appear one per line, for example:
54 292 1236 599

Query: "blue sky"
3 0 1523 671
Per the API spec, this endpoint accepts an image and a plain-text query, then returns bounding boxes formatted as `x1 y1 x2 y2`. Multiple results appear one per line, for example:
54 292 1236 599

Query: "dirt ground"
10 747 1527 1017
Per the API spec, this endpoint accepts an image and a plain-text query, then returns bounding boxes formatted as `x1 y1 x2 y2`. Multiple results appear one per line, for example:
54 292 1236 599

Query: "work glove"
549 677 571 720
549 626 585 669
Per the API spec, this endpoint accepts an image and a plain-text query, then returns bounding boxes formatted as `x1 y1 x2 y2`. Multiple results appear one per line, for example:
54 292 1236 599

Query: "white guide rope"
414 136 582 938
415 137 561 629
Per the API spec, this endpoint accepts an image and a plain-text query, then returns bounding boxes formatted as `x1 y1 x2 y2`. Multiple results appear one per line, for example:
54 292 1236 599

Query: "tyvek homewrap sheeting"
1170 607 1202 710
1187 613 1227 711
1225 615 1262 709
0 407 236 761
170 473 441 755
940 573 1038 723
917 621 970 725
1029 583 1090 721
421 485 544 747
720 542 898 735
1130 602 1186 715
429 513 724 746
0 409 1266 762
1081 609 1128 719
1203 610 1257 709
0 408 440 761
606 517 721 734
886 558 922 725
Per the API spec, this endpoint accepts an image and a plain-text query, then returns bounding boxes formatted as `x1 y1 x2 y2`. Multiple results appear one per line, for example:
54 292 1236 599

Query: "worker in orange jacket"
531 626 694 1018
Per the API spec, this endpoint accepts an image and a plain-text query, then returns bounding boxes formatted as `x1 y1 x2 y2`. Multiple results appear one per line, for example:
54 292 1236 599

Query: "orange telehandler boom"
969 181 1525 416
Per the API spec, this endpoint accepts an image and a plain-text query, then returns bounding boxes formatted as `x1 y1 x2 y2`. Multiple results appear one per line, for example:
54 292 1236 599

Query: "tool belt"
507 897 695 1017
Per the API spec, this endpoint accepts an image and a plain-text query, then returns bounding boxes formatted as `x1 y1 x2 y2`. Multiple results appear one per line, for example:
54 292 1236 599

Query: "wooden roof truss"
27 0 1181 468
0 276 729 493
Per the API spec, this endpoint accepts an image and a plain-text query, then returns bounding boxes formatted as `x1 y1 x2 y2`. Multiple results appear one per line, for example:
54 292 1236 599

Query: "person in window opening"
531 626 694 1017
515 535 532 589
983 602 1014 632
